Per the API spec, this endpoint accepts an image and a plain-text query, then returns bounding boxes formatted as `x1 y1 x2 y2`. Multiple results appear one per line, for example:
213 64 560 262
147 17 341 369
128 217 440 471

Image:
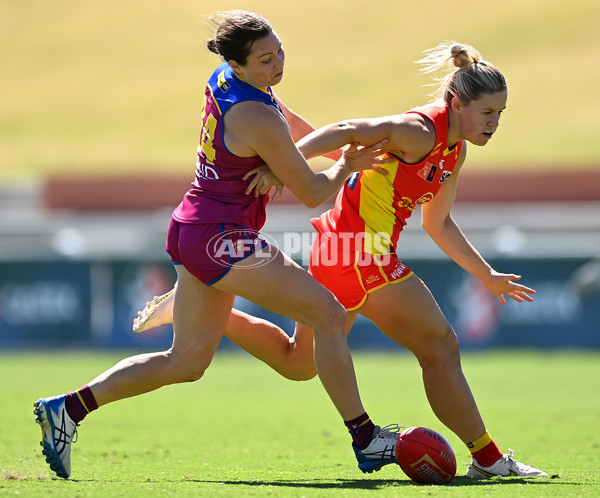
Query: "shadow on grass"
177 475 558 490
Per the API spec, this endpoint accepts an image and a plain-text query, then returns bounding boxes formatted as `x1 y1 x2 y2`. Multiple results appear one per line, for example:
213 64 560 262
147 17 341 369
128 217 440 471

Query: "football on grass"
394 426 457 484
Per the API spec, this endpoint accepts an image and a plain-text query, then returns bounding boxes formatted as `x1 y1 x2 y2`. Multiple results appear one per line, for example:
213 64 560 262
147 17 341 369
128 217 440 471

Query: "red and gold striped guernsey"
312 103 462 257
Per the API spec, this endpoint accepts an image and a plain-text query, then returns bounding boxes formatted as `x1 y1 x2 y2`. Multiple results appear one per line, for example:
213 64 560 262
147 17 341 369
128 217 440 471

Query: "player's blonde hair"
418 41 506 104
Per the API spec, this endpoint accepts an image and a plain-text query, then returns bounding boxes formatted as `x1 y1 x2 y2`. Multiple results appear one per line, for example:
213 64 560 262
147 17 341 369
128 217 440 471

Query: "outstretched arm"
230 101 388 209
295 114 436 164
421 146 536 304
243 112 431 199
296 118 393 159
241 114 392 200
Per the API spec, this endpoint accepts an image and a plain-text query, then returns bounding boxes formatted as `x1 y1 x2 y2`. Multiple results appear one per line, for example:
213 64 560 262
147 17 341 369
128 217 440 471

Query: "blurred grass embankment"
1 0 599 185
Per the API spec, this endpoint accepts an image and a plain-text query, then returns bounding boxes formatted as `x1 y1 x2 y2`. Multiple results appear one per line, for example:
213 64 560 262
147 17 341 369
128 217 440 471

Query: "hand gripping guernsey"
310 104 463 310
166 63 284 285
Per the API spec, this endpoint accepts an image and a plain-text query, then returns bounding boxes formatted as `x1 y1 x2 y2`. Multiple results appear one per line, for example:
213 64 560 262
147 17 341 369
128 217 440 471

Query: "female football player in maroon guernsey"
131 41 548 479
33 10 400 479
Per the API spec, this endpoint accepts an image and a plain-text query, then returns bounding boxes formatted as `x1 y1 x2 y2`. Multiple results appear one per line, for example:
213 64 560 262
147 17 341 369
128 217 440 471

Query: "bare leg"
226 312 317 381
131 284 317 381
359 274 486 444
89 266 234 407
214 245 365 420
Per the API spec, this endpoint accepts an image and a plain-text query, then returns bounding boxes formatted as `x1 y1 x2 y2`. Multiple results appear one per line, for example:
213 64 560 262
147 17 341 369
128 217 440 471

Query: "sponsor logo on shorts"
364 274 381 285
389 262 408 280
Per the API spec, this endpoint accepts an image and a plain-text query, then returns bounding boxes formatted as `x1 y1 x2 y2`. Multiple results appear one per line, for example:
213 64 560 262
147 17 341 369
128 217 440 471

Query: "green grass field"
1 349 599 496
1 0 599 183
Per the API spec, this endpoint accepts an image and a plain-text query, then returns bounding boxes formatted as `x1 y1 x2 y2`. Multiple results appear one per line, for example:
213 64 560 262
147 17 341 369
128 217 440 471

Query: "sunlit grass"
1 350 599 496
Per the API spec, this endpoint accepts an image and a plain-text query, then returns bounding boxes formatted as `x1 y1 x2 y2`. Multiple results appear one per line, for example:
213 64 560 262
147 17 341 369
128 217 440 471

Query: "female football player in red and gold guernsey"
33 10 400 480
130 41 549 479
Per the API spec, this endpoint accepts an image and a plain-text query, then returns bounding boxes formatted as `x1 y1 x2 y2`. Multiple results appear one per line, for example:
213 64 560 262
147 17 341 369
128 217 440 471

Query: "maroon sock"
64 385 99 423
472 440 503 467
345 413 375 450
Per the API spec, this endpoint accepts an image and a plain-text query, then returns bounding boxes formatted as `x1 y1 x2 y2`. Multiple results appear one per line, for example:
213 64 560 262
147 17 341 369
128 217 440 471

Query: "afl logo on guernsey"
217 70 230 92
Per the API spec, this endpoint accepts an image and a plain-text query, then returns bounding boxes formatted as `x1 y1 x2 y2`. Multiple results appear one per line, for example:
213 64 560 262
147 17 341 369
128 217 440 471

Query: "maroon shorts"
165 219 269 285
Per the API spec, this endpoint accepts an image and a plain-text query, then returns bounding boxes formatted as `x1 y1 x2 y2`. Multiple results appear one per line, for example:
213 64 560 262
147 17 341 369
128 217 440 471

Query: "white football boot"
466 449 548 478
34 395 79 479
353 424 401 473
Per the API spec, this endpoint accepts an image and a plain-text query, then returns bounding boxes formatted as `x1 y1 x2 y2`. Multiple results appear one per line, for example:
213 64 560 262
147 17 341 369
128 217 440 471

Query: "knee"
281 363 318 382
167 349 211 383
284 341 317 381
416 323 461 370
308 295 347 336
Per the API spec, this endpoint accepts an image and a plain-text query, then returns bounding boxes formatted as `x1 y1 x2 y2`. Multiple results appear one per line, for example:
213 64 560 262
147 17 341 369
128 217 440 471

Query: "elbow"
286 188 322 209
422 214 452 238
294 186 328 209
289 189 319 209
332 121 356 140
302 195 324 210
335 121 354 131
421 218 440 237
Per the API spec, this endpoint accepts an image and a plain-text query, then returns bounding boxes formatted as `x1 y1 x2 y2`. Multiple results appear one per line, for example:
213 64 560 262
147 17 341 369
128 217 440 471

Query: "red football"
394 426 457 484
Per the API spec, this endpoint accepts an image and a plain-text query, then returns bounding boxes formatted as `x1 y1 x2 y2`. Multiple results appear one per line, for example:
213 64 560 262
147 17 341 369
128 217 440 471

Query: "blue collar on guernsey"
209 62 284 117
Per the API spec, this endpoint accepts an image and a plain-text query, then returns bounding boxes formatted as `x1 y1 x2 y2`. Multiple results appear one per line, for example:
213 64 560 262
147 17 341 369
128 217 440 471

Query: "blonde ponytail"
417 41 505 104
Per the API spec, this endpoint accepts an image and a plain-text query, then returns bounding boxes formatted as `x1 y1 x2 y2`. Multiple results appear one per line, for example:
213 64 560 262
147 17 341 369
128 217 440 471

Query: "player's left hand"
243 164 284 200
481 271 536 304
